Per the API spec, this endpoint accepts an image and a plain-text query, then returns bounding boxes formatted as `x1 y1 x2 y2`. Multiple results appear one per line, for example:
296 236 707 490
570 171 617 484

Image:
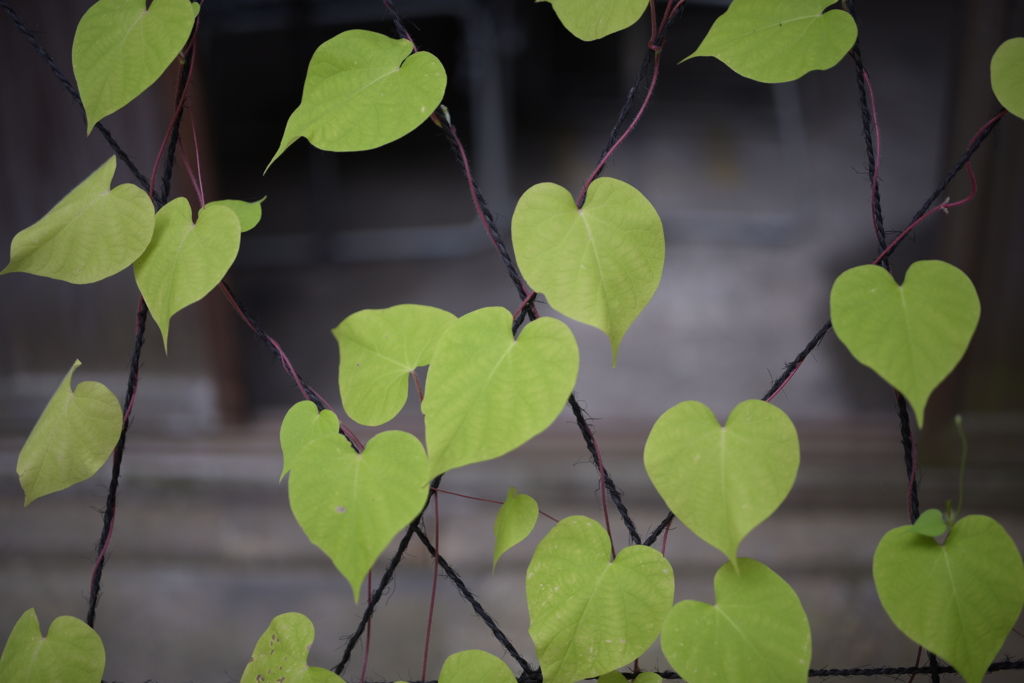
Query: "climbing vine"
1 0 1023 682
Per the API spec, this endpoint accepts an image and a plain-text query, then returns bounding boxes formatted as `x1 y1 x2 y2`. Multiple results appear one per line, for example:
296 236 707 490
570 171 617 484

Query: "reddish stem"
660 523 670 556
412 370 424 402
359 570 371 683
421 494 440 681
149 26 200 200
907 645 923 683
862 68 884 248
191 113 205 206
431 487 560 523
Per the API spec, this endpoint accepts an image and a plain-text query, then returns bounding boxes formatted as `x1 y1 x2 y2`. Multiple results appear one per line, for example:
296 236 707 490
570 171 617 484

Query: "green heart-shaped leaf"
0 608 105 683
279 400 340 480
682 0 857 83
991 37 1024 119
1 156 154 284
527 516 674 683
830 261 980 428
874 515 1024 683
910 508 948 538
268 30 446 167
17 360 122 506
539 0 648 41
334 304 456 426
512 178 664 364
662 558 811 683
206 197 264 232
134 197 241 352
493 486 539 569
644 399 799 563
240 613 343 683
438 649 517 683
288 430 428 601
423 308 579 480
72 0 196 133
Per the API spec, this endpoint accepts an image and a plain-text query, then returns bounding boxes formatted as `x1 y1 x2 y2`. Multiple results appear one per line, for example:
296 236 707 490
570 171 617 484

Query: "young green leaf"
493 486 540 569
134 197 241 352
598 672 628 683
644 399 799 563
910 508 948 538
240 613 344 683
288 430 428 602
0 608 105 683
662 558 811 683
438 649 517 683
205 197 265 232
334 304 456 426
422 308 579 480
681 0 857 83
991 37 1024 119
17 360 122 506
830 261 980 428
527 516 674 683
539 0 649 42
72 0 196 133
635 674 663 683
512 178 664 364
279 400 340 480
874 515 1024 683
1 156 154 284
268 30 446 168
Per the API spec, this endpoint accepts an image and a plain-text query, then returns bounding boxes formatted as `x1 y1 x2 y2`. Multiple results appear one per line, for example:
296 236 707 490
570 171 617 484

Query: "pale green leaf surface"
830 261 980 428
423 308 579 480
134 197 241 352
493 486 539 569
269 30 446 167
635 673 663 683
438 649 517 683
288 430 428 601
644 399 799 562
527 516 674 683
16 360 122 505
910 509 948 538
874 515 1024 683
206 197 264 232
512 178 664 364
540 0 649 41
279 400 340 480
1 156 154 284
239 613 343 683
662 558 811 683
0 608 104 683
72 0 196 132
598 672 628 683
991 38 1024 119
334 304 456 426
682 0 857 83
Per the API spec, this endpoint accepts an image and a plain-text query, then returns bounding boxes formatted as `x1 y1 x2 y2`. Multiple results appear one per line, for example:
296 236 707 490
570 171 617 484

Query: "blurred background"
2 0 1023 681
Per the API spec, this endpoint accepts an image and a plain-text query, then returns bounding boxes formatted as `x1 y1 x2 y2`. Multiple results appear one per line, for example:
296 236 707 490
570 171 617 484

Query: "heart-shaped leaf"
512 178 664 364
240 613 343 683
1 156 154 284
493 486 539 569
644 399 799 563
279 400 340 480
268 29 446 167
134 197 241 352
539 0 648 41
527 516 674 683
438 649 517 683
288 430 428 601
17 360 122 505
334 304 456 426
73 0 196 133
830 261 980 428
662 558 811 683
206 197 265 232
910 508 948 538
422 308 579 480
0 608 105 683
874 515 1024 683
991 37 1024 120
681 0 857 83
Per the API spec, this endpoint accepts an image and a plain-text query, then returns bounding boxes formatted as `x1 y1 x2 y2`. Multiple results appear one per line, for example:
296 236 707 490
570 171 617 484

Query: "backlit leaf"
73 0 196 133
0 609 104 683
206 197 264 232
438 650 516 683
910 508 948 538
1 156 154 284
991 37 1024 119
240 613 343 683
540 0 649 41
279 401 340 480
493 486 539 569
16 360 122 505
